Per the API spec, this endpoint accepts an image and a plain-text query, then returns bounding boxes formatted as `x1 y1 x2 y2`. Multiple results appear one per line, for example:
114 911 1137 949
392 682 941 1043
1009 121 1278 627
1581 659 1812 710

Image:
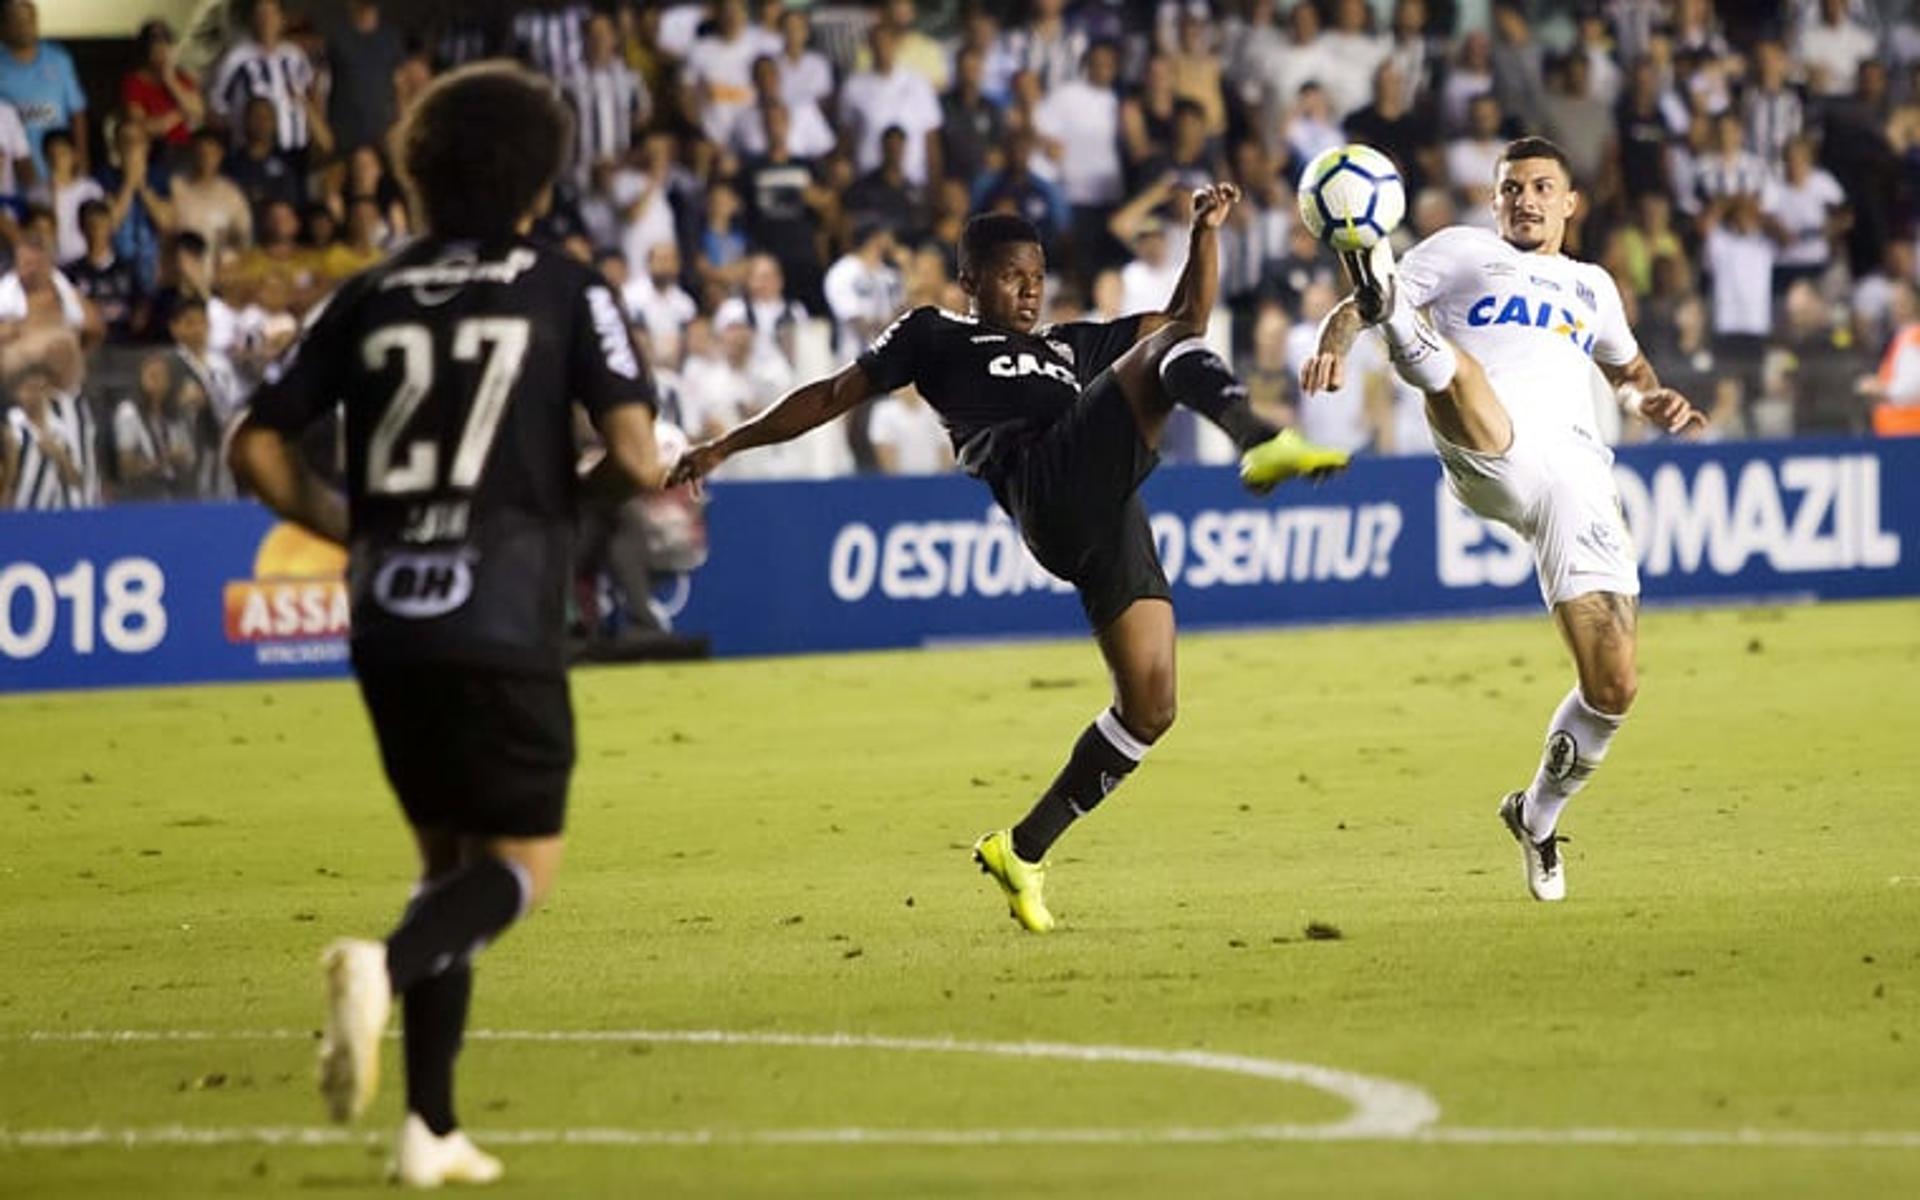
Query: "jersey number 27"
361 317 532 496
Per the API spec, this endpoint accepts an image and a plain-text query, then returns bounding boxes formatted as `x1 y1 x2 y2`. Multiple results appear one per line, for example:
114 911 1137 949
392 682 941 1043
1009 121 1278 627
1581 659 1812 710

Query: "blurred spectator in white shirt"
1119 218 1185 314
823 221 904 365
868 388 952 475
611 131 683 283
1445 94 1504 214
686 0 762 148
1319 0 1391 119
733 55 834 162
1439 31 1495 133
774 8 833 113
840 24 944 186
623 241 698 363
1284 83 1344 174
1766 136 1848 292
1034 42 1126 215
714 252 806 366
1798 0 1878 97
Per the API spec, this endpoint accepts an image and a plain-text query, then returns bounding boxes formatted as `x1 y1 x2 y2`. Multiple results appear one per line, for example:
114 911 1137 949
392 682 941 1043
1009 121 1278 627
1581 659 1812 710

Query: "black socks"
1158 337 1279 451
1011 710 1152 862
385 857 527 993
403 961 472 1136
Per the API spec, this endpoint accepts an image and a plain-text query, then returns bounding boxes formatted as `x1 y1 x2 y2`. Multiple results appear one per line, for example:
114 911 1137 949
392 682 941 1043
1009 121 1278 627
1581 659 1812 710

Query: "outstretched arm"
1298 298 1367 394
1601 354 1707 435
1137 182 1238 342
669 362 879 484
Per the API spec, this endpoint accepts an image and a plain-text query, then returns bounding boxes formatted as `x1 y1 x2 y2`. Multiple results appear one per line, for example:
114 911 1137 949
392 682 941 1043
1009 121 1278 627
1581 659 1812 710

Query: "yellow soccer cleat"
1239 429 1351 494
972 830 1056 933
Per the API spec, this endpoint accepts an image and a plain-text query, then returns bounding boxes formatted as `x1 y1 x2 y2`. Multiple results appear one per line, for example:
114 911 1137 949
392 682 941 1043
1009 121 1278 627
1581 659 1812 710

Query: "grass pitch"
3 599 1918 1197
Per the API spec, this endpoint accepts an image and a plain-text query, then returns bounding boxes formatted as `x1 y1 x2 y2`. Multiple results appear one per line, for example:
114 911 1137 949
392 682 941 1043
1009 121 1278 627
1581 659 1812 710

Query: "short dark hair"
42 127 72 152
395 60 573 240
1501 136 1573 179
79 198 110 225
958 213 1041 279
170 297 209 321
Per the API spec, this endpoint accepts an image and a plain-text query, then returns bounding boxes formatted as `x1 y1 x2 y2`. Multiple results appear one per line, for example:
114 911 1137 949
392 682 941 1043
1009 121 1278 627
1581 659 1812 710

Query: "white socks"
1521 687 1626 839
1378 300 1458 393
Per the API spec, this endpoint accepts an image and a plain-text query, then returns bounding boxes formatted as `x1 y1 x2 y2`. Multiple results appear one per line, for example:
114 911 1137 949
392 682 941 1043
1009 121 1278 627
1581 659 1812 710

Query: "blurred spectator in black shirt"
940 44 1004 189
63 199 139 341
845 126 929 244
326 0 404 153
222 94 303 229
1344 59 1438 196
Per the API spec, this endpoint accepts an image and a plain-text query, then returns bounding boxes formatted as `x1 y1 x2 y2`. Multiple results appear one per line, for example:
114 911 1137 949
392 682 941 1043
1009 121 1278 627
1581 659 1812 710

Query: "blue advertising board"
3 437 1916 692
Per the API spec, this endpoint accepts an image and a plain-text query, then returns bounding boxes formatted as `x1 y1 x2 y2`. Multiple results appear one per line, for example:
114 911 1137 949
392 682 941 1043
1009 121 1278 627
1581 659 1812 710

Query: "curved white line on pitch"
14 1027 1439 1142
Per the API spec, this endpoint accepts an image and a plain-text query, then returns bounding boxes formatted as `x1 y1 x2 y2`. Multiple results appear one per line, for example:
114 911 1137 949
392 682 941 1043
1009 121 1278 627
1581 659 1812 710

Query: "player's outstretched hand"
1192 182 1241 230
1299 351 1345 395
1638 388 1708 436
667 440 728 488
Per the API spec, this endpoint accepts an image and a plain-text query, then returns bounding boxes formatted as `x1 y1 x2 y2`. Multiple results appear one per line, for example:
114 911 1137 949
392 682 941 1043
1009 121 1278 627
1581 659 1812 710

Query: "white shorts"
1434 422 1640 608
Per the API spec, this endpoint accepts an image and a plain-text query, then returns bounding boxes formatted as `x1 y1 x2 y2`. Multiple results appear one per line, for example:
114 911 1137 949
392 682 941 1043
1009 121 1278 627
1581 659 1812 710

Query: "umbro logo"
970 334 1007 344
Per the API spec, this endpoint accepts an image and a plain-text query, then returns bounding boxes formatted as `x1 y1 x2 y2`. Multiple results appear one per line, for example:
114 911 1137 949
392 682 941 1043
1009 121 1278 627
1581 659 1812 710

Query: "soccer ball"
1297 144 1406 253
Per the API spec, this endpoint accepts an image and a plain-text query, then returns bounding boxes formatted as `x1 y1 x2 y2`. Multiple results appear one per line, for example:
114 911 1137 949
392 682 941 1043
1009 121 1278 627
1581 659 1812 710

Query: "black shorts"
354 657 575 838
990 369 1171 628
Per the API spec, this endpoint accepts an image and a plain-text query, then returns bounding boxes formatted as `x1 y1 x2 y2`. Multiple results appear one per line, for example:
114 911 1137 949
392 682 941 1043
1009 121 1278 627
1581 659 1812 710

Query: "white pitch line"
8 1029 1920 1151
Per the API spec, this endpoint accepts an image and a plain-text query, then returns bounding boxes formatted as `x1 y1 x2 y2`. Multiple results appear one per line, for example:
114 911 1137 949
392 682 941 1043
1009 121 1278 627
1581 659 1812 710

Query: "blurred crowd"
5 0 1920 514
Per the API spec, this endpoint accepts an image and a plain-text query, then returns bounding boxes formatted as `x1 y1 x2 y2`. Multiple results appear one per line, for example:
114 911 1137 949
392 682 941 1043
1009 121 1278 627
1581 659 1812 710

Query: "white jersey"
1399 226 1637 458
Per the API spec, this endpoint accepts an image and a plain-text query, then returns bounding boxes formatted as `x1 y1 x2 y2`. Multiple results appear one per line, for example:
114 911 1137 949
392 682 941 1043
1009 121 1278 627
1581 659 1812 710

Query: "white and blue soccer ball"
1297 144 1406 253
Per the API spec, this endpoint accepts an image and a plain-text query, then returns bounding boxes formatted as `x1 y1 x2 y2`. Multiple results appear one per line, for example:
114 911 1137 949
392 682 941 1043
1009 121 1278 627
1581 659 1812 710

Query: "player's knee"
1583 670 1637 717
1121 687 1177 743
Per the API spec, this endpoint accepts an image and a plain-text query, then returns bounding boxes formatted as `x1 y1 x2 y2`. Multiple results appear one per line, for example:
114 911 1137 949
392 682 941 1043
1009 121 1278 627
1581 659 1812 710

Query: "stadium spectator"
1167 8 1227 137
170 129 253 259
1744 40 1804 172
224 198 316 312
733 54 832 162
773 7 832 115
1438 29 1494 134
1613 58 1674 204
119 20 202 155
1767 136 1848 293
64 199 138 341
1490 2 1547 132
325 0 404 154
856 0 949 93
841 23 943 187
168 296 241 425
0 232 87 336
623 239 698 360
1320 0 1391 120
611 131 683 285
999 0 1088 94
1407 185 1458 240
1344 59 1437 196
0 0 84 177
100 119 176 297
1541 55 1613 192
941 44 1007 190
210 0 330 160
739 105 828 308
1282 81 1344 175
1703 193 1788 406
972 128 1070 253
1035 41 1126 275
1287 279 1390 453
329 144 408 244
1606 190 1686 299
1447 93 1505 214
693 182 749 304
1864 283 1920 431
822 219 902 365
1690 111 1772 219
1571 11 1623 107
687 0 761 148
512 0 590 79
1799 0 1877 97
713 252 805 366
4 358 95 509
1121 52 1182 185
223 95 304 231
867 386 950 475
847 125 931 246
562 9 647 185
1387 0 1439 103
1116 213 1183 314
42 128 100 265
1242 300 1297 431
1775 279 1872 435
110 352 198 501
314 199 384 284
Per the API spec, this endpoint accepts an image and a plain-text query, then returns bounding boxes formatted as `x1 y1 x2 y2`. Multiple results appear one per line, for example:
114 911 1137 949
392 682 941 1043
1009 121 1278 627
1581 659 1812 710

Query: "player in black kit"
229 63 671 1186
672 184 1348 932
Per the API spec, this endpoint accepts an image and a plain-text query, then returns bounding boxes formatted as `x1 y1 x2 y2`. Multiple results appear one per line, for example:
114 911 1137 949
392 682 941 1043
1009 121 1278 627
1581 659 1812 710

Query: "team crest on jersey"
1575 281 1598 311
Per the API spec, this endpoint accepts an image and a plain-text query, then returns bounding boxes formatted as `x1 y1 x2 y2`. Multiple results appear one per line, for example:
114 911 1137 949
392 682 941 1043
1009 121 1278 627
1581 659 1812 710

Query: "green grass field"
4 599 1919 1198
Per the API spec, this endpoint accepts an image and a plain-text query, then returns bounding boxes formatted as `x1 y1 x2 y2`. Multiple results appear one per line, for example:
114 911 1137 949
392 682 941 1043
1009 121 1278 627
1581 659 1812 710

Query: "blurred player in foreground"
1303 137 1704 901
671 185 1349 932
230 62 671 1185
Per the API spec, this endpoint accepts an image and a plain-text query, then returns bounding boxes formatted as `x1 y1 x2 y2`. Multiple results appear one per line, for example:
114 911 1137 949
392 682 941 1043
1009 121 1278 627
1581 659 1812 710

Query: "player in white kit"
1301 138 1705 901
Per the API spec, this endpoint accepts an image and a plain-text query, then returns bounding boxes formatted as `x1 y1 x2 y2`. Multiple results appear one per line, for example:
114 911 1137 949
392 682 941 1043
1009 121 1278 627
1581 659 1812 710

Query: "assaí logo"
222 523 349 664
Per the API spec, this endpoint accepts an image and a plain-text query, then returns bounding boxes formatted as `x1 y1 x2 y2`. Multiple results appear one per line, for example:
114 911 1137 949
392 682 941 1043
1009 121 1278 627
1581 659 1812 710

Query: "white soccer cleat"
1339 237 1399 325
318 937 392 1123
391 1113 505 1188
1498 791 1567 902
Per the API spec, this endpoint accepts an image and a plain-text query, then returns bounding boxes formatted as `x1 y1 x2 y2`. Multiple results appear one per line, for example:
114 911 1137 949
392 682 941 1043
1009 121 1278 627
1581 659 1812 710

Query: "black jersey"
856 306 1143 475
246 237 657 674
